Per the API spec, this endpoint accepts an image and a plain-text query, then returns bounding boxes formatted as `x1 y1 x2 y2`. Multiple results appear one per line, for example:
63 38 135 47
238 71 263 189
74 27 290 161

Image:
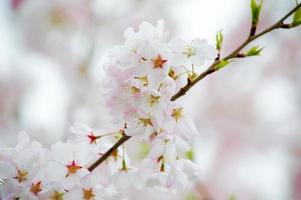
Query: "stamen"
152 55 167 69
66 160 82 177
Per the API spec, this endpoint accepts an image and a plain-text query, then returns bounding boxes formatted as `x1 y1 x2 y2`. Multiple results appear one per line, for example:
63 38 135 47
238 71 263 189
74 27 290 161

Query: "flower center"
152 55 167 69
138 118 153 127
14 168 28 183
135 76 149 86
148 94 160 107
30 181 42 196
183 46 196 58
83 188 95 200
87 132 100 144
131 86 141 94
172 107 184 122
66 160 82 177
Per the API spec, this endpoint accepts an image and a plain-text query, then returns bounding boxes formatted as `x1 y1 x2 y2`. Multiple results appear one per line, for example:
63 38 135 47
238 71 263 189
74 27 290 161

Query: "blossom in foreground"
0 130 123 199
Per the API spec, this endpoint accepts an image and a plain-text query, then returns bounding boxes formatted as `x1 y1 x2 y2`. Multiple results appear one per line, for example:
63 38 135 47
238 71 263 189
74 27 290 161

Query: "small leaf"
246 45 264 56
216 30 224 51
186 150 194 161
216 59 230 70
188 72 198 83
250 0 263 25
293 0 301 25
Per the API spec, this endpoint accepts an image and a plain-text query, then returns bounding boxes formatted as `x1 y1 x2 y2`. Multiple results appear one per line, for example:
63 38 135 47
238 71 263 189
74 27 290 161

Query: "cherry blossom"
0 20 217 199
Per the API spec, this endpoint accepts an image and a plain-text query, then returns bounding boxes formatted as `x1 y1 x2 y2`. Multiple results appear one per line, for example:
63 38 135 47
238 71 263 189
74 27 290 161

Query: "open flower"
65 173 119 200
169 38 217 66
0 132 47 199
46 142 91 190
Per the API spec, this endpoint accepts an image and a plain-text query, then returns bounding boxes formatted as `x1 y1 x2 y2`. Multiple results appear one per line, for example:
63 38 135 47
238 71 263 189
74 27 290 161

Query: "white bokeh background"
0 0 301 199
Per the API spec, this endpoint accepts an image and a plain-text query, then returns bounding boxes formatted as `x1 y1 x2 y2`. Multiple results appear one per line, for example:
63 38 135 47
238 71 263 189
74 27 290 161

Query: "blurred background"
0 0 301 199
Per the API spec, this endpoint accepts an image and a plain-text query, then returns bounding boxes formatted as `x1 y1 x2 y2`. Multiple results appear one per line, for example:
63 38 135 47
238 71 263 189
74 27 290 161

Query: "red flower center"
87 132 100 144
30 181 42 196
152 55 167 69
66 160 82 177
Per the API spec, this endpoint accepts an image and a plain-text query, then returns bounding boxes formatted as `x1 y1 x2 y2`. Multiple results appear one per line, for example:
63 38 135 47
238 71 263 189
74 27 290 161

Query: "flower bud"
216 30 223 51
292 0 301 26
250 0 263 25
246 45 264 56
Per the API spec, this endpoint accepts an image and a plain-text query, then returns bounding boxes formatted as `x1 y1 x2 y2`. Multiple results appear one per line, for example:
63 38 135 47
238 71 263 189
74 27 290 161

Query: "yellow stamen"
66 160 82 177
131 86 141 94
183 46 196 58
138 118 153 127
172 107 184 122
83 188 95 200
135 76 149 86
30 181 42 196
148 94 160 107
152 55 167 69
14 169 28 183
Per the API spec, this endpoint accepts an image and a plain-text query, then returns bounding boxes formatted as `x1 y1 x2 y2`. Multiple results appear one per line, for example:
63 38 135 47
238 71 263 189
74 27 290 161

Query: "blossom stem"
99 131 120 137
87 3 301 171
171 2 301 101
88 135 131 171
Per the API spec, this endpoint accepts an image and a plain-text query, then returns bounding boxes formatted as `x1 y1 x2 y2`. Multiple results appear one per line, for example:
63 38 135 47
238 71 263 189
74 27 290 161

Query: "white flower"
46 142 90 190
70 123 102 145
104 20 213 146
109 169 137 191
124 20 169 44
38 183 66 200
65 173 119 200
169 38 217 66
0 132 47 199
69 123 117 158
124 110 156 139
164 103 199 140
148 134 191 166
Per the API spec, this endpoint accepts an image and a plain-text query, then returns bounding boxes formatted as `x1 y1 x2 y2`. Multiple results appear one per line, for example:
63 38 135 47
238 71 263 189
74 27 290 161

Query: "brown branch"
88 135 131 172
88 3 301 172
171 2 301 101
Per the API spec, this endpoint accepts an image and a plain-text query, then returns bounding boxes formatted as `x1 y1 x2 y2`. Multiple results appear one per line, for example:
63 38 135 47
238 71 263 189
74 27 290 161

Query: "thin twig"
171 3 301 101
88 135 131 172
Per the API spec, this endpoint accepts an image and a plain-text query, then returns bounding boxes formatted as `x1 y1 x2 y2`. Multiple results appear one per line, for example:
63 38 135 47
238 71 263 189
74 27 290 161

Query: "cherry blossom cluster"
103 20 216 189
0 127 124 199
0 20 217 199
